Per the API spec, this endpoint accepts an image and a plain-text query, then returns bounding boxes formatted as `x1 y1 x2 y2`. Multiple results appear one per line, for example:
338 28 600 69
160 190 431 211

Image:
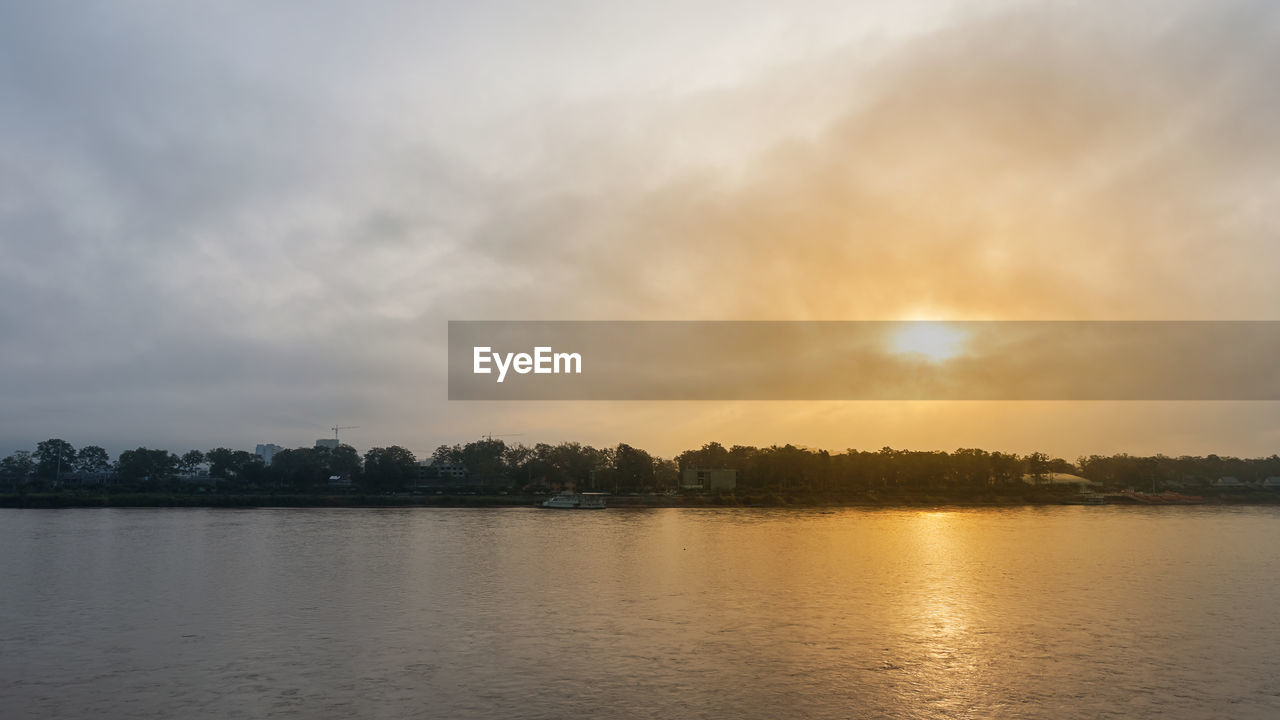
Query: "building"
54 471 117 487
1260 477 1280 489
176 468 212 484
315 439 340 450
416 459 468 485
1021 472 1097 488
681 467 737 491
1213 476 1244 487
255 443 283 465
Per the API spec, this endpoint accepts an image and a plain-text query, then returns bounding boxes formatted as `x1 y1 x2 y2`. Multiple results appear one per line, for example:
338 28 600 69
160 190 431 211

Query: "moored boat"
1117 490 1205 505
540 492 607 509
1065 492 1109 505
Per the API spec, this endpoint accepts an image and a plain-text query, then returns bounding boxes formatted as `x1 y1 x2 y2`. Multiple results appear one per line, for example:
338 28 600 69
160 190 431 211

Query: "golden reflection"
896 511 987 709
909 511 972 636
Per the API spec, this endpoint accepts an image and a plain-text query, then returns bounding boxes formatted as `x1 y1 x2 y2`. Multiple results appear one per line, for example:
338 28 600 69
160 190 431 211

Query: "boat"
1064 492 1108 505
1117 490 1205 505
540 492 607 509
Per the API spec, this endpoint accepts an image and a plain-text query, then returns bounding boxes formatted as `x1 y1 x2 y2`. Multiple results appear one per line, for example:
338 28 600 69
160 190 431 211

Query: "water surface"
2 506 1278 718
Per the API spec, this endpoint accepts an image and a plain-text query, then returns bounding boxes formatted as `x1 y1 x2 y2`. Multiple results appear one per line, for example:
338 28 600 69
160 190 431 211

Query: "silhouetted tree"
677 441 731 473
654 458 679 491
35 439 76 481
268 447 327 490
611 443 655 492
179 450 206 476
1026 452 1050 485
328 444 363 482
117 448 178 483
75 445 112 474
1 451 35 488
206 448 264 486
362 446 417 492
460 438 507 486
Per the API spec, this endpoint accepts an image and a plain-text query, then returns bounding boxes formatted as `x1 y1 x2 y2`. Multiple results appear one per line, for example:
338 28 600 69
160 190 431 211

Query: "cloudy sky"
3 0 1279 460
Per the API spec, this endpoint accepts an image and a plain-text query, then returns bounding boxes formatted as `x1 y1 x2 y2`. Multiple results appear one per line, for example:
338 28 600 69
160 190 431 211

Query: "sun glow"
890 322 968 362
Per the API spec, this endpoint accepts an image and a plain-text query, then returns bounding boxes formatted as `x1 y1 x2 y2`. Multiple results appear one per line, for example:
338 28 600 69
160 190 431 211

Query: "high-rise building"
254 443 284 465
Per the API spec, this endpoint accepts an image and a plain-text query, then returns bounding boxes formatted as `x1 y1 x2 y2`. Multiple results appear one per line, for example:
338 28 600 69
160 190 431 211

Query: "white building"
1021 472 1097 487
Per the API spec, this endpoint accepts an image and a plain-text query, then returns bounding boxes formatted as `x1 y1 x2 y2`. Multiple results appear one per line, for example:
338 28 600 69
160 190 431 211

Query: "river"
2 506 1278 718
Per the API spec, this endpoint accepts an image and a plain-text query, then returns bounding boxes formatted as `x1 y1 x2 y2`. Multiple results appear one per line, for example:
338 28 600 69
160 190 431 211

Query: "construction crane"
331 425 359 442
483 432 523 442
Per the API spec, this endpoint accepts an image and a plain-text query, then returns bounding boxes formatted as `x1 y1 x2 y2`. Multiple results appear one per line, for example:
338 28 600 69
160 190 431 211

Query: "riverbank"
3 487 1278 509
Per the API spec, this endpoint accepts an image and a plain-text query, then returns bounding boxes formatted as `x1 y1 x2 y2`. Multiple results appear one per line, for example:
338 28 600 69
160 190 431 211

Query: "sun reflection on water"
892 511 994 713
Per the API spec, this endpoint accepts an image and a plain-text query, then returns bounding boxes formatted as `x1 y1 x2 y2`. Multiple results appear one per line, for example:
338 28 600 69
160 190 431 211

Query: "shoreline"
4 490 1278 510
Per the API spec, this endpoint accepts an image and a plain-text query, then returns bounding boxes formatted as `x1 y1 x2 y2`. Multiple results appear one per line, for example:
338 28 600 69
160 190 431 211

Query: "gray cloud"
2 0 1279 459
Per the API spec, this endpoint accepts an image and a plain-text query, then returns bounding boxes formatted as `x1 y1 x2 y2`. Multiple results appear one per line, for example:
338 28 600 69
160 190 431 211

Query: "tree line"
0 440 418 494
3 437 1278 496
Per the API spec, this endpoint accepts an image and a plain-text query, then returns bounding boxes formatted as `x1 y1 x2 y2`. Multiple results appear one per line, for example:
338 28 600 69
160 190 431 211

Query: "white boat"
540 492 607 509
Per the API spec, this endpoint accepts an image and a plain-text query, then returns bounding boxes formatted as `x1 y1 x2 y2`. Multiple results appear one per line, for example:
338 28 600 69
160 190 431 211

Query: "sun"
890 322 968 362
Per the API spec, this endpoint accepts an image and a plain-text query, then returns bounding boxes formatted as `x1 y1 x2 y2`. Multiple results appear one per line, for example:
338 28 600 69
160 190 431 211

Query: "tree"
654 458 679 491
953 448 993 489
460 438 507 486
612 443 655 492
328 444 363 482
545 442 608 490
362 446 417 492
205 448 237 478
432 444 463 465
259 444 360 491
990 452 1022 485
677 441 731 473
1047 457 1075 474
1 451 36 488
206 448 264 487
116 448 179 483
35 439 76 481
75 446 112 474
1026 452 1049 485
504 444 535 486
179 450 206 476
267 447 327 490
207 445 262 474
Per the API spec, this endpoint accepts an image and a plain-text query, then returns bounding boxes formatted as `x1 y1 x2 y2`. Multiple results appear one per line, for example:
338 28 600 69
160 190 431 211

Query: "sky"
2 0 1279 461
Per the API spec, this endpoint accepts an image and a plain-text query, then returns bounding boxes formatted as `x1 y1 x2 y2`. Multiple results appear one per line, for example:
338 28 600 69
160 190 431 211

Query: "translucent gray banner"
448 321 1280 400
